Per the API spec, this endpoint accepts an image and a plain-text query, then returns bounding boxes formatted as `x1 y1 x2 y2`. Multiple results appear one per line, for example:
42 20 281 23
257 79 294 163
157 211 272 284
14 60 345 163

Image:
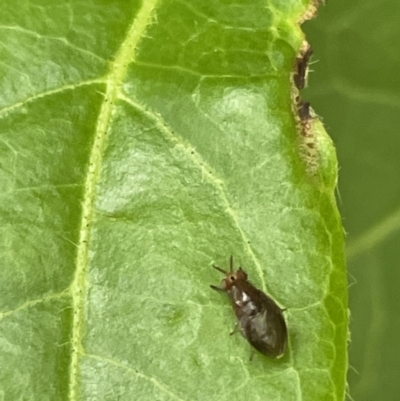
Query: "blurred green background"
303 0 400 400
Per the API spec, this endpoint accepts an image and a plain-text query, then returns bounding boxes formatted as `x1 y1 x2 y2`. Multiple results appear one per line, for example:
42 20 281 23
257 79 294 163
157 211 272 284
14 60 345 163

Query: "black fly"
211 256 288 359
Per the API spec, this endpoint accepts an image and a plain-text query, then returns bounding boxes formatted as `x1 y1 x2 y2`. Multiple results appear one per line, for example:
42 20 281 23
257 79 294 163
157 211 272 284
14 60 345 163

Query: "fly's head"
218 267 247 291
210 256 248 292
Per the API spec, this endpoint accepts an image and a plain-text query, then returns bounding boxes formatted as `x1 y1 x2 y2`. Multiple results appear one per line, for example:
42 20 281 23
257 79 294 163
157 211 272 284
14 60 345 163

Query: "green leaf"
0 1 347 400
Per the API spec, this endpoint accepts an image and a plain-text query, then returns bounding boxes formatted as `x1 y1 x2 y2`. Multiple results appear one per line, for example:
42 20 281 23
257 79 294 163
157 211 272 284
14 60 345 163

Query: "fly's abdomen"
210 257 288 359
229 284 287 358
243 307 287 358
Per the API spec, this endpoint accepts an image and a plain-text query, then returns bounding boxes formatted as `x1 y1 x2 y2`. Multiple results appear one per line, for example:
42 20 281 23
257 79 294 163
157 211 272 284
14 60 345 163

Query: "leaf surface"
0 1 347 400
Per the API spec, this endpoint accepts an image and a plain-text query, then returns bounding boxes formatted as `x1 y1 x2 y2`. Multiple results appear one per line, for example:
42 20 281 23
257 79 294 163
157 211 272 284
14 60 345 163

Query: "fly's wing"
242 296 287 358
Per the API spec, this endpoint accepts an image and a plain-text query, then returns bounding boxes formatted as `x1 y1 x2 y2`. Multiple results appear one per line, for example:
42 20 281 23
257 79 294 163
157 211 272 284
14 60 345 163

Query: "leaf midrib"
67 1 159 398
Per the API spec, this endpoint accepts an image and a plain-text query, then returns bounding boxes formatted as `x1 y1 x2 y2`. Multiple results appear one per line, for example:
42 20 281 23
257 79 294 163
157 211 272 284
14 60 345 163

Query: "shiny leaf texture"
0 1 347 400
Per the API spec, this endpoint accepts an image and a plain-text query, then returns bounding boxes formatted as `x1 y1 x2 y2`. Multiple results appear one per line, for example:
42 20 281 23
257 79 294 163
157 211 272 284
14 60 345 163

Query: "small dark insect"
298 100 311 121
294 46 313 90
210 256 287 359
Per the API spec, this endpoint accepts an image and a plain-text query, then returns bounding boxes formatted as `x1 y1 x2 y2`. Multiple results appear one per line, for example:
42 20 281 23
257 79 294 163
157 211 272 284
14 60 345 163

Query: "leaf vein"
0 79 105 118
133 60 276 79
0 289 70 320
0 25 107 63
67 1 160 399
85 353 193 401
119 94 267 292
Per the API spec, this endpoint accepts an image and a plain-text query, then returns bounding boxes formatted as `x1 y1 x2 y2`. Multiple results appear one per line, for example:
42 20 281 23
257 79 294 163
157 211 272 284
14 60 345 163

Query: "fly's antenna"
229 255 233 272
212 264 228 275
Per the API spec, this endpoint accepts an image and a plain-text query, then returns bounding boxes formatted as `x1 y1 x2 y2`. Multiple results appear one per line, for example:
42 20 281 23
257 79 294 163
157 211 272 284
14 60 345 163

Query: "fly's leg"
230 323 240 336
249 350 255 361
210 284 225 292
